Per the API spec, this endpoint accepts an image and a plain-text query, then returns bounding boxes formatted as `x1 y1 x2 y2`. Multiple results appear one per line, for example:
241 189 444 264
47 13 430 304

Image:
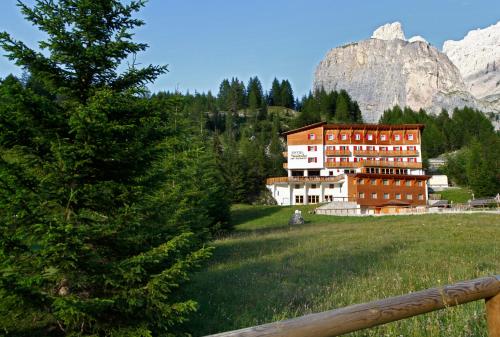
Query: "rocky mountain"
314 22 500 123
443 21 500 102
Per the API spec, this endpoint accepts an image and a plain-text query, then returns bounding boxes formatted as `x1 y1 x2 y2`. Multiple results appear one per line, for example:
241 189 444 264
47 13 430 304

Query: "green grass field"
439 188 474 203
186 204 500 336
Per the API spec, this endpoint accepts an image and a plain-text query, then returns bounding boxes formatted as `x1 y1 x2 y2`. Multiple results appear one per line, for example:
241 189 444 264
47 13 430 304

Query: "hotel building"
266 122 430 214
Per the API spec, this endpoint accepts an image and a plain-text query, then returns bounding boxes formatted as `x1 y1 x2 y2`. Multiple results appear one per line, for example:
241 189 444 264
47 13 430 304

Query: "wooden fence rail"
206 275 500 337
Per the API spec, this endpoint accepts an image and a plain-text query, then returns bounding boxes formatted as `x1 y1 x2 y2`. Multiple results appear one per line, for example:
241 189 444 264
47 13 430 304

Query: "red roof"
281 122 327 136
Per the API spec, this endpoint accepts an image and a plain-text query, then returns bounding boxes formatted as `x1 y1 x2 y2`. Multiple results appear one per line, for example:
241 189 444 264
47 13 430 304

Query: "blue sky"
1 0 500 97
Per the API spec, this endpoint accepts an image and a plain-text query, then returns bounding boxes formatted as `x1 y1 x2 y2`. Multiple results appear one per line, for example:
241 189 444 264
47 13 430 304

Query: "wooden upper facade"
346 173 429 207
284 122 423 146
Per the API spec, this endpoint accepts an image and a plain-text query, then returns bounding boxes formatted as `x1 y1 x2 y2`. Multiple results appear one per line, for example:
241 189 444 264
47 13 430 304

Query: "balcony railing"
353 150 419 157
325 149 351 156
266 175 345 185
325 161 358 168
283 160 421 170
359 160 422 169
353 150 379 157
378 150 419 157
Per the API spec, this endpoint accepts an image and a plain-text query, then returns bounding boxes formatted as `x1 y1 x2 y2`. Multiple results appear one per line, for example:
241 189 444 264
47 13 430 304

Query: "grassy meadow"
438 188 474 204
186 204 500 336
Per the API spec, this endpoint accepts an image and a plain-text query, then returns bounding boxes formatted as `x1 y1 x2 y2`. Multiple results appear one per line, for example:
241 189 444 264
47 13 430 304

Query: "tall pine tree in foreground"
0 1 212 335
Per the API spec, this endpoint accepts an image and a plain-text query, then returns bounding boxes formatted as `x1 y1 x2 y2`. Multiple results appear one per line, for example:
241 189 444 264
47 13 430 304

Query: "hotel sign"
290 151 306 160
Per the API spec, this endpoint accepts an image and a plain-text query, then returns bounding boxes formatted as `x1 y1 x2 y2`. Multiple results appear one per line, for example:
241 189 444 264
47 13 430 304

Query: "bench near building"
266 122 430 215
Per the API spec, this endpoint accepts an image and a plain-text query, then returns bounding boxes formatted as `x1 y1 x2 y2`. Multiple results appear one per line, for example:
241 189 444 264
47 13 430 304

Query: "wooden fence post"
487 293 500 337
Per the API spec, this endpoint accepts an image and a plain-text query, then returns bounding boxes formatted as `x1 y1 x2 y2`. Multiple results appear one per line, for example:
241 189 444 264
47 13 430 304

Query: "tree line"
161 78 365 204
379 106 499 197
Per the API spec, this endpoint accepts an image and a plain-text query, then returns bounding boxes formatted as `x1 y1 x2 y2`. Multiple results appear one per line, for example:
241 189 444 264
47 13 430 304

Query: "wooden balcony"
378 150 419 157
359 160 422 169
352 150 420 157
266 175 345 185
325 161 358 168
282 151 288 157
353 150 379 157
325 149 351 156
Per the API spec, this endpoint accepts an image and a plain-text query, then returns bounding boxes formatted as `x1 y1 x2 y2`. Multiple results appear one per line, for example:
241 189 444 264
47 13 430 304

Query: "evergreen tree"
269 78 281 106
228 77 246 112
268 113 285 176
247 76 263 111
280 79 294 109
465 138 499 197
217 79 231 111
0 1 212 335
335 91 350 122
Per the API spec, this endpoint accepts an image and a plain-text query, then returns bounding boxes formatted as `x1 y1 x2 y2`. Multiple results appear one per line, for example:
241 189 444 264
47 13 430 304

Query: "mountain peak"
371 22 406 41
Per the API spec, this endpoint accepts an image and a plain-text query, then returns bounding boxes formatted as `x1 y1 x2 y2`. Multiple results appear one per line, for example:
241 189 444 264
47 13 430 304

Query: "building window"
408 134 414 141
341 134 348 141
396 193 401 200
371 179 377 185
355 134 361 140
308 195 319 204
384 193 390 199
311 184 318 189
359 192 365 199
308 157 317 163
406 194 413 200
372 192 377 199
418 181 423 187
295 195 304 204
309 170 320 176
328 134 334 140
308 145 317 151
329 184 335 189
418 194 424 200
367 134 373 141
358 178 365 185
408 146 415 151
395 134 401 141
395 180 401 186
328 145 335 150
329 171 334 176
383 179 389 185
308 133 316 140
380 134 387 141
294 184 300 189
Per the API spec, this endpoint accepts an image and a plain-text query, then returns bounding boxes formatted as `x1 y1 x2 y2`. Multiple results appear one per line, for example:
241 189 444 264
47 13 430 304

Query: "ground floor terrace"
266 173 430 213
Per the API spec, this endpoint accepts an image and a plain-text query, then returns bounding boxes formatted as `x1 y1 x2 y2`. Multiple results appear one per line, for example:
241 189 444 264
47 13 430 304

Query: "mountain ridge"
314 21 500 124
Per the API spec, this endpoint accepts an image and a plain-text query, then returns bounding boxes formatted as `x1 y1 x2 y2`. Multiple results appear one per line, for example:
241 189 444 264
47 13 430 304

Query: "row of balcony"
283 161 422 169
266 175 345 185
283 150 419 157
325 149 419 157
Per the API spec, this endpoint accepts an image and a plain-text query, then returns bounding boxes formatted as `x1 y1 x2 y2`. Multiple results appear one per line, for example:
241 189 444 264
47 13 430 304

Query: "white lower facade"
267 175 348 206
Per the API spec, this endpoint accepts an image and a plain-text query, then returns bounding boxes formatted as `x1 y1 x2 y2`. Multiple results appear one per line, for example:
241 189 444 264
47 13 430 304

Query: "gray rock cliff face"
443 21 500 100
314 22 499 123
